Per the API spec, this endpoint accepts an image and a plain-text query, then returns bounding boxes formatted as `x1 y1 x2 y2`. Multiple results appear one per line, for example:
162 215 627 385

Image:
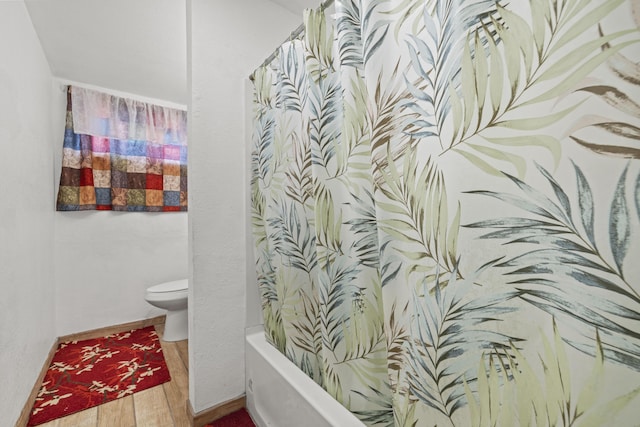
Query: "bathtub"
245 326 366 427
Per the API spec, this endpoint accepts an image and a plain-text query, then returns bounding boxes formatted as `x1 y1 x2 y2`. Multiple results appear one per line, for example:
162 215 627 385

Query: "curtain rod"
249 0 335 81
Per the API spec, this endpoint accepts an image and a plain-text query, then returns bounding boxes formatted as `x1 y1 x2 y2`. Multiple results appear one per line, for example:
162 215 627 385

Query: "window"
56 86 187 212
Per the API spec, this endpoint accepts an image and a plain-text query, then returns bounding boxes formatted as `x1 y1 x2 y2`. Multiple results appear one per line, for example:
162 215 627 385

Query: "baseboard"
16 315 167 427
15 338 59 427
57 315 166 343
187 395 246 427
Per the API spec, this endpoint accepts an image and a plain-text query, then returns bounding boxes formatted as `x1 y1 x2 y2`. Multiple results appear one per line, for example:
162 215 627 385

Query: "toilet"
145 279 188 342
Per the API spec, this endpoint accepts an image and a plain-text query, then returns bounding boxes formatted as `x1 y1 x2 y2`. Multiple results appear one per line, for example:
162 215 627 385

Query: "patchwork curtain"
251 1 640 426
56 87 188 212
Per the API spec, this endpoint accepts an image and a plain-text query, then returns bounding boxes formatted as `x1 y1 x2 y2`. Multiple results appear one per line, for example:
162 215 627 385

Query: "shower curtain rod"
249 0 335 81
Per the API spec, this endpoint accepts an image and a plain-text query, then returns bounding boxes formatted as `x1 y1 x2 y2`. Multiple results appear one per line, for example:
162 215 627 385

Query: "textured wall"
0 2 56 425
187 0 303 412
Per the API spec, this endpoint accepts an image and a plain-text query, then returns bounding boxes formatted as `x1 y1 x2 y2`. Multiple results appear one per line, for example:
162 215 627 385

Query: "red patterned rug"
27 326 171 426
205 408 255 427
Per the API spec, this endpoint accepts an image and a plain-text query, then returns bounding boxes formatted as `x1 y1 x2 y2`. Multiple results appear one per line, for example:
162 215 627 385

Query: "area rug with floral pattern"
27 326 171 426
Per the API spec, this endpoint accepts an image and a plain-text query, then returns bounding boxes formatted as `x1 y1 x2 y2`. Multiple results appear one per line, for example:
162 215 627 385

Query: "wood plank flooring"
37 324 189 427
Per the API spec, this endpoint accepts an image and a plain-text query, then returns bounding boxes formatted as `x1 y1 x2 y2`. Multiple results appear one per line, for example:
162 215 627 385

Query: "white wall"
51 84 189 337
187 0 302 412
0 2 56 425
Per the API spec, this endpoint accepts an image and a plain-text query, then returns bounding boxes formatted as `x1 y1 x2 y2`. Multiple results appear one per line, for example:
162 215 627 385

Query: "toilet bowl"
145 279 188 342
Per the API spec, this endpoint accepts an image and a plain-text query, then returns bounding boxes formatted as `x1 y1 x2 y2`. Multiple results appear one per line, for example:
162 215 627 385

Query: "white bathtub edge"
245 326 365 427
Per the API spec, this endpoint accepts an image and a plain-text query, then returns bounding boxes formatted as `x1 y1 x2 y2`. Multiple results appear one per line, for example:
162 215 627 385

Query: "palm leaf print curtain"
251 1 640 425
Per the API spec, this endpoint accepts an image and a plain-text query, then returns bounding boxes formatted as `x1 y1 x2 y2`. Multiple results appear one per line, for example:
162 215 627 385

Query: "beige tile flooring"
36 324 190 427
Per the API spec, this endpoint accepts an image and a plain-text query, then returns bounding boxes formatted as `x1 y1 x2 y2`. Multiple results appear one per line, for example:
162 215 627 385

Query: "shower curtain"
251 1 640 425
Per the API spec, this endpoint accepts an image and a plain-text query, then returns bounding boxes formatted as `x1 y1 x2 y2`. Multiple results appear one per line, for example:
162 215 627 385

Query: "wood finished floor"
37 324 190 427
